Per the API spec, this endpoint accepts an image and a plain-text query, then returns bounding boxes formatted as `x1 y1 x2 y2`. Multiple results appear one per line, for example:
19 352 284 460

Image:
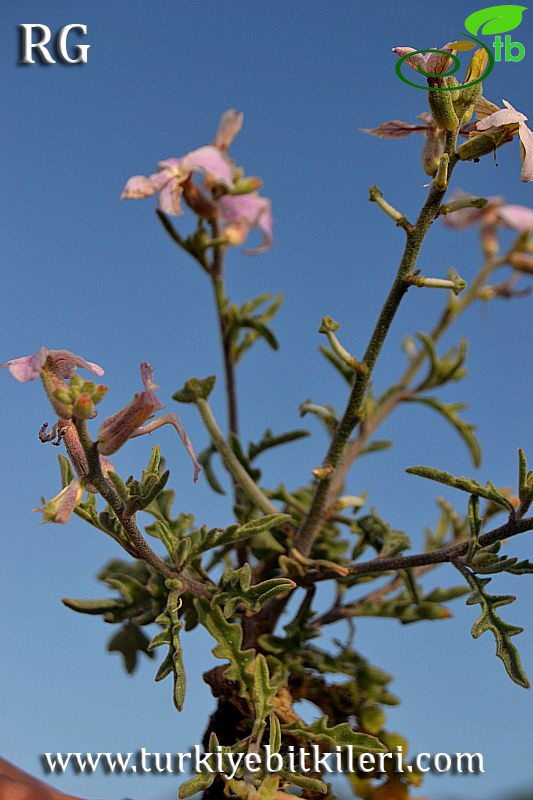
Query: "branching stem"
74 419 210 597
296 132 459 556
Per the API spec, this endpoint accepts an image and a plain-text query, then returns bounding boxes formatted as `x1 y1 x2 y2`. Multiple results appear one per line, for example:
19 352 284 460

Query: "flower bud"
457 129 512 161
230 176 262 196
73 393 96 420
509 252 533 275
41 369 73 419
428 83 459 132
92 384 109 404
422 127 445 176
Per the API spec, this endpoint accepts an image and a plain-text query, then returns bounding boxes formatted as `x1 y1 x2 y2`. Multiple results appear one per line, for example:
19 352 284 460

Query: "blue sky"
1 1 532 799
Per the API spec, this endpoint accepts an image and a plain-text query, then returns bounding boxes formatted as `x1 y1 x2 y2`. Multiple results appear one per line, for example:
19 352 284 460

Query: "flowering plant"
3 45 533 800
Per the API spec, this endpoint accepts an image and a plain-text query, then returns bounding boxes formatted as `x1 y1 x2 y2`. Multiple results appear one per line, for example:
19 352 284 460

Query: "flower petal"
476 100 527 131
214 109 244 152
158 177 184 215
0 347 48 382
362 120 429 139
48 350 105 379
426 43 456 75
121 170 169 200
392 47 426 72
497 204 533 231
518 122 533 183
181 145 234 188
220 193 273 254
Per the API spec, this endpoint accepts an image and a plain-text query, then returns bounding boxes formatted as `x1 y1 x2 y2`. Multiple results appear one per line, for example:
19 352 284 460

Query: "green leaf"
280 772 328 794
508 559 533 575
415 333 467 390
251 654 277 732
178 771 215 799
269 712 281 754
238 318 279 350
107 623 153 675
406 466 515 513
359 439 393 457
149 588 187 711
215 564 295 617
195 598 255 700
458 565 530 688
62 597 127 615
58 455 74 488
191 513 290 557
466 495 482 562
282 717 385 753
231 293 283 362
518 448 533 510
197 444 226 495
408 396 481 467
248 428 310 461
465 5 527 36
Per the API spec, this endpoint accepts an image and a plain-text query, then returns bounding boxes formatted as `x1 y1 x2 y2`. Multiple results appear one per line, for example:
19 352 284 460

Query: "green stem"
196 398 279 516
209 220 240 438
295 131 459 556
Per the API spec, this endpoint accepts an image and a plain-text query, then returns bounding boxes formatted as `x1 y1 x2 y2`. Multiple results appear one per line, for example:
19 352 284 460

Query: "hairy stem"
295 132 459 556
75 419 210 597
300 514 533 585
196 397 279 516
210 221 239 438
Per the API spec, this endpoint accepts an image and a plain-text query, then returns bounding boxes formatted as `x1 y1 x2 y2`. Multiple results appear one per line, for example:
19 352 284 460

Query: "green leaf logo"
464 4 527 36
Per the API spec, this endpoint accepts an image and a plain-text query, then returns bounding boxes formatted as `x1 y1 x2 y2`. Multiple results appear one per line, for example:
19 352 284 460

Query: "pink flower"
219 193 273 254
476 100 533 183
97 363 201 482
121 145 234 216
392 42 457 76
0 347 104 383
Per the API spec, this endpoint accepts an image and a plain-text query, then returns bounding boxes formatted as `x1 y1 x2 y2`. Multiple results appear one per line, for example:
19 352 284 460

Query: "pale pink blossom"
476 100 533 183
0 347 104 383
121 145 234 216
219 193 273 254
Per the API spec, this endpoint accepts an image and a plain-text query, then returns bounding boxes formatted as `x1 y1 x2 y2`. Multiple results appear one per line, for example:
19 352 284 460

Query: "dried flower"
97 363 201 482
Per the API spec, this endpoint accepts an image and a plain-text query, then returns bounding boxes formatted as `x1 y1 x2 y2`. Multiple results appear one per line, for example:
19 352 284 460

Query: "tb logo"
19 23 90 65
